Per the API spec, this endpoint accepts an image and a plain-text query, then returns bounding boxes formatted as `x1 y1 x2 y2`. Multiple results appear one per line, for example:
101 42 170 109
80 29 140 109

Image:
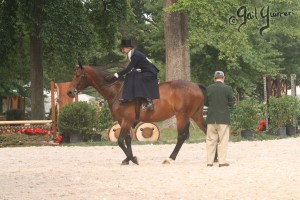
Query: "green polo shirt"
204 81 234 124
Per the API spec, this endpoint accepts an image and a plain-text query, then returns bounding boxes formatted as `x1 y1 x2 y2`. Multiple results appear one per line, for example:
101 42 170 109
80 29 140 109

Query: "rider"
106 39 160 110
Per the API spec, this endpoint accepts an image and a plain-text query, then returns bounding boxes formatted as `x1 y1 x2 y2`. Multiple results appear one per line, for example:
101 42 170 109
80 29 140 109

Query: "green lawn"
1 125 299 147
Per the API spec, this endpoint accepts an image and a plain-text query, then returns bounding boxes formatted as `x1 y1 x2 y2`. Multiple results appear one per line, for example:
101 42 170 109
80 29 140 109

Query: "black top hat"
120 39 134 48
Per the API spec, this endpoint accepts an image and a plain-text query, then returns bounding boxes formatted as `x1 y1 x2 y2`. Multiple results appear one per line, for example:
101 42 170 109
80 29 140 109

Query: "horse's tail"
197 83 206 93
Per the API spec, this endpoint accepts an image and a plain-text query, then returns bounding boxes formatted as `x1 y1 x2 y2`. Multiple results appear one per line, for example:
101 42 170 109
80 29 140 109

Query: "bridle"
72 66 124 105
73 67 89 94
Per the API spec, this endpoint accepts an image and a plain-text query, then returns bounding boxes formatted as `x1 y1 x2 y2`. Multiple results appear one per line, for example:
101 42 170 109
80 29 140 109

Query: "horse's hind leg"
191 110 207 133
163 118 190 164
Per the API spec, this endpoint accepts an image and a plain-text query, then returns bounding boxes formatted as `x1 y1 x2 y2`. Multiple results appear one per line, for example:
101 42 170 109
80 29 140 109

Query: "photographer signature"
229 6 293 35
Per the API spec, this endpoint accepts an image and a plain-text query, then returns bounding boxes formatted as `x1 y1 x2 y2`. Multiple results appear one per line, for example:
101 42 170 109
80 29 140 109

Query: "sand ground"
1 137 300 200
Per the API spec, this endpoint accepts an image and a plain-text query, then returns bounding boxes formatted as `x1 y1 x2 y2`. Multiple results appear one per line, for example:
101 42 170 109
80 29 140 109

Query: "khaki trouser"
206 124 230 164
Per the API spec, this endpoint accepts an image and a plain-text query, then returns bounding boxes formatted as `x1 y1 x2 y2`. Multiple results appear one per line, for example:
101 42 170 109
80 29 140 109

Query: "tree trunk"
163 0 190 128
164 0 190 81
30 34 45 120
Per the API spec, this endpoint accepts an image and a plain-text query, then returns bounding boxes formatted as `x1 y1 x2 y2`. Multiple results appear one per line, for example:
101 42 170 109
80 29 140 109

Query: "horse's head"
67 63 89 98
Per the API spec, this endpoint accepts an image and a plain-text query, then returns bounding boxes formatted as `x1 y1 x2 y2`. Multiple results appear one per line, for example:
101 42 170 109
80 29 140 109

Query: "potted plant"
232 98 264 139
58 101 99 142
268 96 300 136
284 96 300 136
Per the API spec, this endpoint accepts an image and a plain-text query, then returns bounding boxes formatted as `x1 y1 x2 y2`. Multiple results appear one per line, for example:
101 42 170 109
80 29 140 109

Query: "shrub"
231 98 265 131
57 101 114 140
58 102 99 136
268 96 300 129
96 101 114 133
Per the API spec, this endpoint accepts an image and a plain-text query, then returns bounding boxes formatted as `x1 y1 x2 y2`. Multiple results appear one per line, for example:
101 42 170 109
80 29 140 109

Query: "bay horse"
67 64 207 165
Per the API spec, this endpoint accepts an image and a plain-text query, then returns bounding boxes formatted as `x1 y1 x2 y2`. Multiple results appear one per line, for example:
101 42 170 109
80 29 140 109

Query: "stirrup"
145 99 154 110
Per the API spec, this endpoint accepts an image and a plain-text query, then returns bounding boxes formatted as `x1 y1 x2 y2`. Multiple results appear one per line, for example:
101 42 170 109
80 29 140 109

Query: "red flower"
34 128 43 134
23 128 33 135
260 120 266 126
55 135 63 143
257 120 266 132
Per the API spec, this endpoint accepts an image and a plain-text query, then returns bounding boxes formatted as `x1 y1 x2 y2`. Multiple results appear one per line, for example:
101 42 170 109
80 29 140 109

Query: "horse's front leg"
163 120 190 164
124 133 139 165
117 127 138 165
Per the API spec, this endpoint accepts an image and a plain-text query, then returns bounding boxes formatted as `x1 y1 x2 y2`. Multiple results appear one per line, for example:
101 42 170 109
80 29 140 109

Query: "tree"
0 0 30 95
170 0 300 98
164 0 190 81
1 0 128 119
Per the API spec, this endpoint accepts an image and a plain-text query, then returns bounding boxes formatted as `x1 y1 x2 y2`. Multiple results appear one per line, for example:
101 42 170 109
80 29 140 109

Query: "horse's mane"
87 65 121 76
86 65 125 81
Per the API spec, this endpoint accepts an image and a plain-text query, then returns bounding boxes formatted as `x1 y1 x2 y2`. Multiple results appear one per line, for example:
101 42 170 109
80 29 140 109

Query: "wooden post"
291 74 297 127
266 75 272 103
263 75 269 130
51 80 56 135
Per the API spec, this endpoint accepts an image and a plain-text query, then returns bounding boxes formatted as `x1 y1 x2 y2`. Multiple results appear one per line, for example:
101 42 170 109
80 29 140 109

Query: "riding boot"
145 98 154 110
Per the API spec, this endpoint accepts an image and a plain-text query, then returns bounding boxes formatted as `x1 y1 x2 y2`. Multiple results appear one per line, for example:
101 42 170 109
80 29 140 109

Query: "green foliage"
58 101 114 138
0 134 47 147
41 0 99 83
6 109 24 121
1 0 300 108
268 96 300 128
232 98 265 131
172 0 300 97
0 124 299 147
0 80 30 97
96 101 114 133
85 0 128 51
0 0 30 86
58 102 99 135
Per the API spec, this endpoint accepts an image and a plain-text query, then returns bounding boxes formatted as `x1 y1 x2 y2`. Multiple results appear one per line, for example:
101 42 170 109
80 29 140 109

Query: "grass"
1 126 299 147
0 133 49 147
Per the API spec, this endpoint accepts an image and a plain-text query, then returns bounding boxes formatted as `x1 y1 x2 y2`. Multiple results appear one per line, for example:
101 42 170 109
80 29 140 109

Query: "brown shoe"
207 164 213 167
219 163 230 167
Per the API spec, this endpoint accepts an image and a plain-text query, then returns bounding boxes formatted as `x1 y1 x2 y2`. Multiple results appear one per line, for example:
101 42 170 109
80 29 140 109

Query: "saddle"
133 98 154 128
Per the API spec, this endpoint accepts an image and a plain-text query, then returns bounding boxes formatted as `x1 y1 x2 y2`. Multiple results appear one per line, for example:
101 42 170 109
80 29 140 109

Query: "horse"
67 64 207 165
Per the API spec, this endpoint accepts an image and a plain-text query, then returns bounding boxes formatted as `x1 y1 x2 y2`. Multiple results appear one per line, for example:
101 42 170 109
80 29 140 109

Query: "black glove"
105 74 117 82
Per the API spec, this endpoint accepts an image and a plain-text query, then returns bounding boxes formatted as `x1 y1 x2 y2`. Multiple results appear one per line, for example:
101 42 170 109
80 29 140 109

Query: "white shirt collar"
128 49 133 61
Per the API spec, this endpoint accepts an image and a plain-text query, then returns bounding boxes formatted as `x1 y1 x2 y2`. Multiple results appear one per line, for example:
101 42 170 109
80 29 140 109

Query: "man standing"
205 71 234 167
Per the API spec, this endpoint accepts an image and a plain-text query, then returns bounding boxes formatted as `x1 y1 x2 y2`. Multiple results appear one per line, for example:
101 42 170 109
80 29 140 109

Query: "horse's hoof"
131 156 139 165
162 158 174 164
162 158 172 164
121 160 129 165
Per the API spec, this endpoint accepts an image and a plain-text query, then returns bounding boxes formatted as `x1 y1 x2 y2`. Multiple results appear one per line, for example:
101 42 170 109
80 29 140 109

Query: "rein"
100 79 124 106
76 67 124 106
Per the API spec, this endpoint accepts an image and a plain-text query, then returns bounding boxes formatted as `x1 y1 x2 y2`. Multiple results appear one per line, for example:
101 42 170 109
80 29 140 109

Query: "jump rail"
0 120 52 125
